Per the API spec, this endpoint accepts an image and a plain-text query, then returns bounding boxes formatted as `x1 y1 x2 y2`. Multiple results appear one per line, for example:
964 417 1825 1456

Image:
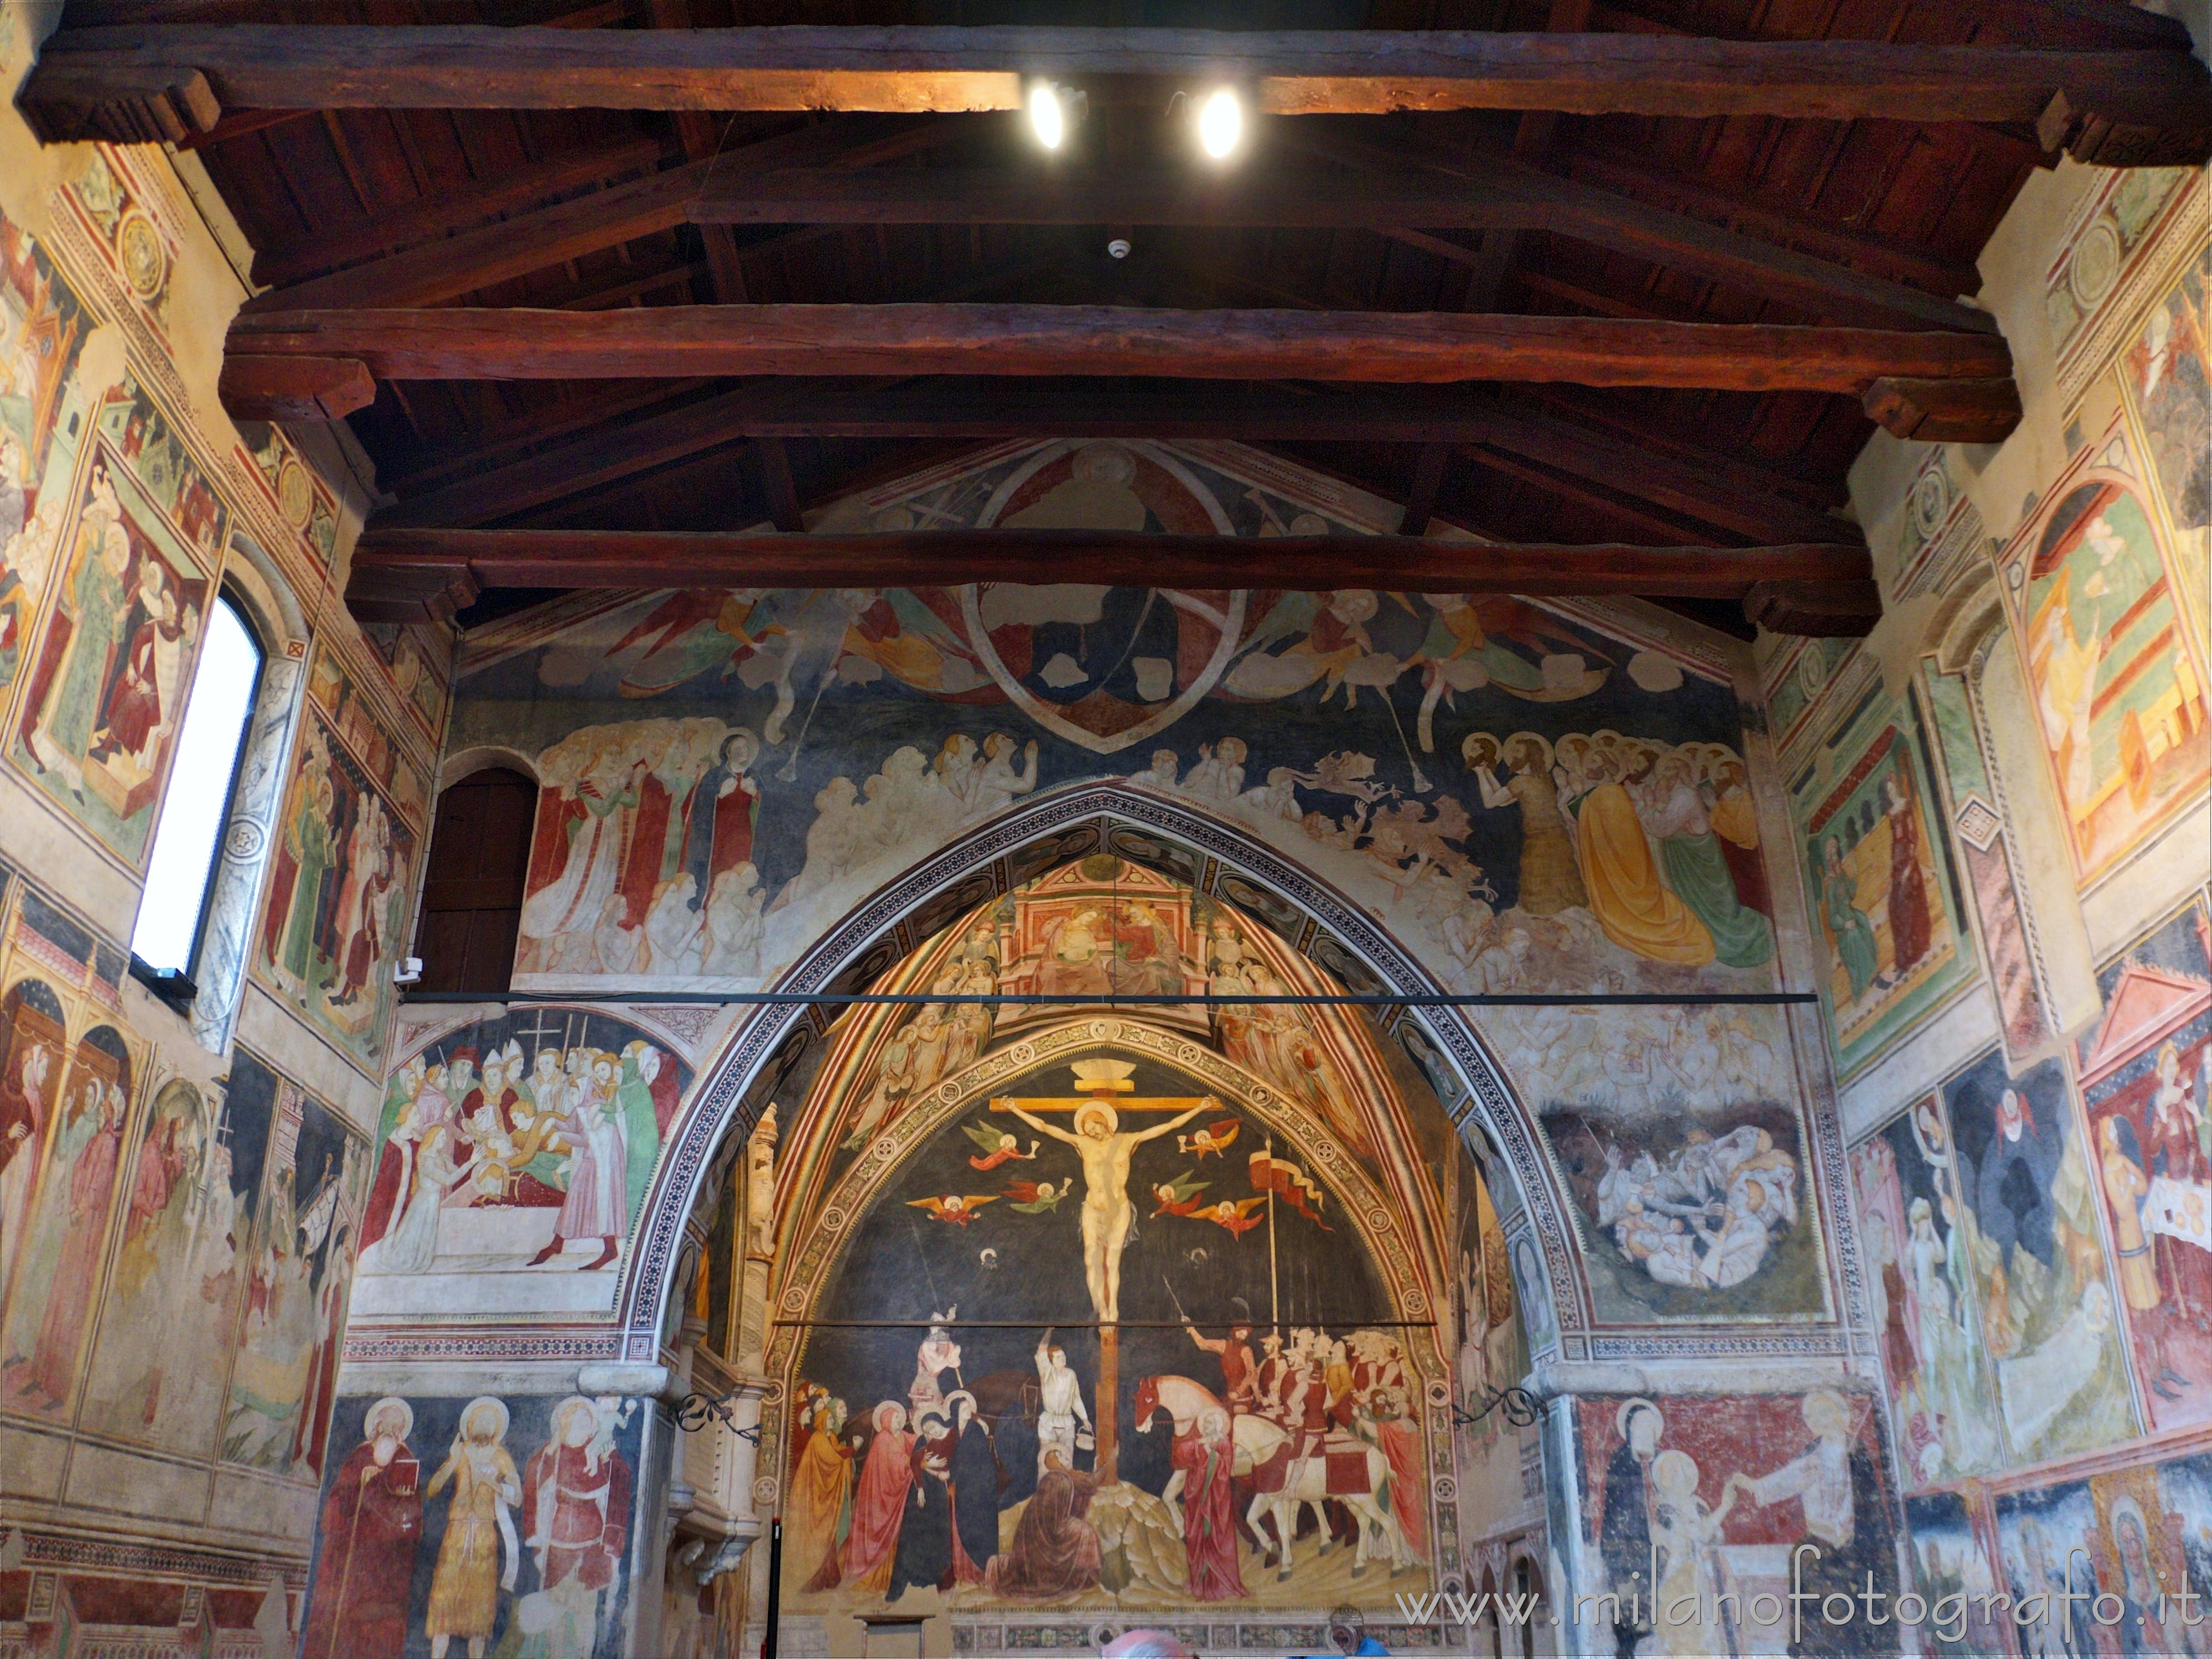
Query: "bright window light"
1030 82 1066 150
1198 89 1242 159
130 597 261 977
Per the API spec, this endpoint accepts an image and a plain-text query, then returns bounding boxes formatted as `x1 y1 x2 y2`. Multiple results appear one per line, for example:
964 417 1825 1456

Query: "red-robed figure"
523 1397 634 1611
304 1397 423 1659
1169 1410 1246 1601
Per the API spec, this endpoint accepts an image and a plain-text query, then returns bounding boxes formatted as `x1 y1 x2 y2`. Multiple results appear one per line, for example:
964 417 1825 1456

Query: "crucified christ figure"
999 1097 1216 1323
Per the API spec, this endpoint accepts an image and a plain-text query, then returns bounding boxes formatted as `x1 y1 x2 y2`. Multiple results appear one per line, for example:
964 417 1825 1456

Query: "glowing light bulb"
1198 89 1241 159
1030 82 1066 150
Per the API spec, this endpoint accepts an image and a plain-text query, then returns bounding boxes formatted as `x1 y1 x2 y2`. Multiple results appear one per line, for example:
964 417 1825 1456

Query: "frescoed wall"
0 28 439 1646
450 468 1771 1016
1817 153 2211 1659
300 1389 649 1659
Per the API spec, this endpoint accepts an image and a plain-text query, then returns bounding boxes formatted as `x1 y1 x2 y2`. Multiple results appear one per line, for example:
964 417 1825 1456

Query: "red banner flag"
1248 1150 1331 1229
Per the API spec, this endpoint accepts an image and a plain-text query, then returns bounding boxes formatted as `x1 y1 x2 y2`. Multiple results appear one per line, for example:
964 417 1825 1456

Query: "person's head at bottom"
1330 1605 1389 1657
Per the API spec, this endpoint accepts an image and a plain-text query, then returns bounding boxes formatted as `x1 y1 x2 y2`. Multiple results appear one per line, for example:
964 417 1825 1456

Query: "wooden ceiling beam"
22 25 2210 163
378 378 1860 542
1557 151 1982 298
1276 126 1990 331
346 525 1877 635
246 134 667 288
242 160 710 312
242 117 967 310
681 164 1986 333
226 304 2017 394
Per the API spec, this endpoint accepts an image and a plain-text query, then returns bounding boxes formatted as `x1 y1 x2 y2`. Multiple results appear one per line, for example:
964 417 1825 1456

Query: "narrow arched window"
128 594 263 1000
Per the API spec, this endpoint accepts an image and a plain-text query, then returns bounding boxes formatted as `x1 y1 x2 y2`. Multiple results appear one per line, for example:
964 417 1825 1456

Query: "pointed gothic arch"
620 782 1582 1371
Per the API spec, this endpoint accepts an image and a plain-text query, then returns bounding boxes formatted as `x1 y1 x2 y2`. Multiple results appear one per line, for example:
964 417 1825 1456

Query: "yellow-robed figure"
1572 757 1715 966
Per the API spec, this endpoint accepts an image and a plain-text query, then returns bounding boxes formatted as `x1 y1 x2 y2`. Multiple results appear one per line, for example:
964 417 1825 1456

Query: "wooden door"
411 766 536 995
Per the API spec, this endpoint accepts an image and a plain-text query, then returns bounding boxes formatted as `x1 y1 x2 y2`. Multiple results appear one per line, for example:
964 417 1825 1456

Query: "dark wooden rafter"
347 525 1877 632
1396 443 1450 536
240 116 956 311
226 304 2015 389
20 26 2212 165
372 378 1862 544
1276 127 1994 328
753 436 804 531
235 148 1992 335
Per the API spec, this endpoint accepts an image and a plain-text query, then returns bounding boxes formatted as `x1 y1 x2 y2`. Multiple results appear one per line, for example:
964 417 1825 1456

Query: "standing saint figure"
791 1396 858 1591
837 1402 916 1594
1882 771 1934 981
1819 836 1882 1003
520 1396 633 1659
304 1397 422 1659
424 1396 521 1659
6 1075 124 1411
0 1041 53 1293
995 1097 1214 1324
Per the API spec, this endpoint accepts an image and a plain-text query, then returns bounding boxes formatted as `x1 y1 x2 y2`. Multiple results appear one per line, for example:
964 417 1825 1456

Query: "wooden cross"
986 1066 1220 1481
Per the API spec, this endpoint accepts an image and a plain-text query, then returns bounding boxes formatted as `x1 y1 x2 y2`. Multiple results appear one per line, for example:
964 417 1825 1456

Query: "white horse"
1135 1373 1415 1580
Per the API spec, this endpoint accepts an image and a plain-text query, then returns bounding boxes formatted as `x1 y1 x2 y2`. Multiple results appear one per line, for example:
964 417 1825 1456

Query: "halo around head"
1504 731 1553 772
460 1396 510 1442
1074 1102 1119 1137
367 1396 413 1442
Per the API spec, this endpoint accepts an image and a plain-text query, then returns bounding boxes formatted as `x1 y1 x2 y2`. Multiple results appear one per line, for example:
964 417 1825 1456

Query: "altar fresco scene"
742 858 1521 1626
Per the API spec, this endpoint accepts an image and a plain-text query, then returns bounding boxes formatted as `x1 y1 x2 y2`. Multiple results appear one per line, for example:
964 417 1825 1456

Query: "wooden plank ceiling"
35 0 2207 637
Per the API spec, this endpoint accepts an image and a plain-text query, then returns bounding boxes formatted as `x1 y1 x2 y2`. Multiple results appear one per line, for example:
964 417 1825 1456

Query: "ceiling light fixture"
1029 81 1084 151
1197 88 1242 159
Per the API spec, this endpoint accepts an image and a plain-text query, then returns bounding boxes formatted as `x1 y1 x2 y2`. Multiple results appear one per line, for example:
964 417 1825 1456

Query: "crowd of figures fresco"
301 1390 642 1659
450 439 1775 1013
772 1038 1459 1615
350 1008 693 1316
